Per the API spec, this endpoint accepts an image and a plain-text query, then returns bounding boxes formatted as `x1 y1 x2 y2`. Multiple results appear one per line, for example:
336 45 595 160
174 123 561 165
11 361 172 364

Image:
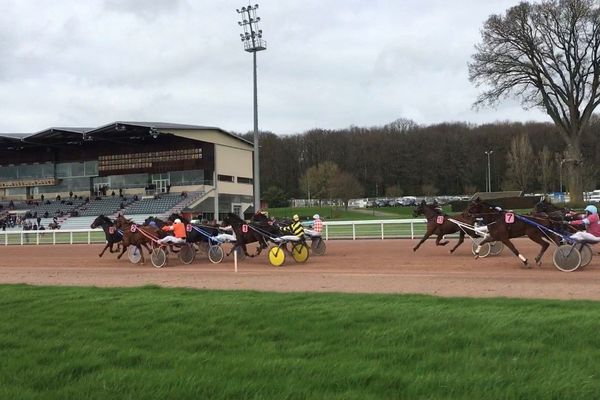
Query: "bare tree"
538 145 554 193
330 172 364 210
504 133 536 191
469 0 600 203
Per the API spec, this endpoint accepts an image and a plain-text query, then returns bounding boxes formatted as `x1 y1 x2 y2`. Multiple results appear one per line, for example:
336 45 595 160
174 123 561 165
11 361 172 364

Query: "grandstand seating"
26 198 85 218
122 194 188 215
76 196 135 217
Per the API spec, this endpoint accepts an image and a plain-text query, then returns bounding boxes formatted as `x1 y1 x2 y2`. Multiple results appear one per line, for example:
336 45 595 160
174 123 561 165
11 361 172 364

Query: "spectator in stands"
69 191 73 198
45 200 51 205
43 211 49 218
158 219 187 245
8 200 14 210
166 184 171 194
111 191 115 196
39 225 45 231
41 194 44 201
120 202 125 210
119 188 123 197
134 194 139 201
56 195 61 201
36 216 41 226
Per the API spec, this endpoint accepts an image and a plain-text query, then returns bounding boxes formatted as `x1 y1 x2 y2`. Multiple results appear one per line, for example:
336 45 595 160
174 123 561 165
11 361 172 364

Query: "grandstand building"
0 122 254 225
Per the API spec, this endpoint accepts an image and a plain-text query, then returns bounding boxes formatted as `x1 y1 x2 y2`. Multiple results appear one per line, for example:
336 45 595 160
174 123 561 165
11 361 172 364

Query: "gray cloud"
0 0 549 135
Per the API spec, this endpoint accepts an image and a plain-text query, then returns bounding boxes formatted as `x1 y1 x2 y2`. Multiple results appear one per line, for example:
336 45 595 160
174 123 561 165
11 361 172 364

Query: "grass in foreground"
2 285 600 399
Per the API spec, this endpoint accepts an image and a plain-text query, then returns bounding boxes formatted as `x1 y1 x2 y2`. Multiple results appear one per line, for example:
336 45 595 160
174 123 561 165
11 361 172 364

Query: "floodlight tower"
237 4 266 212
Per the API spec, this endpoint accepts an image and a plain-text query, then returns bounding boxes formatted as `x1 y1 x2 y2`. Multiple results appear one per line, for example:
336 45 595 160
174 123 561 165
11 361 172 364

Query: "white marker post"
234 248 238 273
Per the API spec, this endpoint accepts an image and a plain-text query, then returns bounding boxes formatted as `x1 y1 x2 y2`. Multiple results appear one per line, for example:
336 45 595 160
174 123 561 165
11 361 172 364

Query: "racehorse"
90 215 123 257
412 200 482 253
467 199 560 267
221 213 281 257
114 215 159 264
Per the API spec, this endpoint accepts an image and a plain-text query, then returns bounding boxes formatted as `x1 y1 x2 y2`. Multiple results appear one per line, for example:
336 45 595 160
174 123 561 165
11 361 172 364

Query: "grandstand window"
237 177 253 184
38 176 90 193
57 162 97 178
217 174 234 182
0 163 54 181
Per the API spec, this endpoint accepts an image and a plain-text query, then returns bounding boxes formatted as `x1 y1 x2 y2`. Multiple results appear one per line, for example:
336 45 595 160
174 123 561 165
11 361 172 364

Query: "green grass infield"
2 285 600 399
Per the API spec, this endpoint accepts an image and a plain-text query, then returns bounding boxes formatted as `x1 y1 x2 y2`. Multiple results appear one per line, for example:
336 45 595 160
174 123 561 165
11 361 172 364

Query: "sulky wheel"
208 245 224 264
553 244 581 272
488 241 503 256
578 243 593 268
268 246 286 267
471 240 491 258
311 238 326 256
291 243 310 263
127 246 142 264
151 247 167 268
197 241 209 255
178 243 196 265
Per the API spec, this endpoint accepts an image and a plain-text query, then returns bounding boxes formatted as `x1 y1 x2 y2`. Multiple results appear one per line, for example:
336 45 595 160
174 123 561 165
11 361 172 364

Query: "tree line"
238 117 600 206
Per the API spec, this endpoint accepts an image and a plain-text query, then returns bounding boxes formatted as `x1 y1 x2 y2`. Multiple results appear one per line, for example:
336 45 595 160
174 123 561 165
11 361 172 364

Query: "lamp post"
237 4 266 212
484 150 493 192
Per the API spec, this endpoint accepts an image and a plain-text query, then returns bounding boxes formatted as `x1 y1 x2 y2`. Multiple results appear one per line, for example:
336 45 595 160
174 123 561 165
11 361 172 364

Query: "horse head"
413 201 426 217
90 214 112 229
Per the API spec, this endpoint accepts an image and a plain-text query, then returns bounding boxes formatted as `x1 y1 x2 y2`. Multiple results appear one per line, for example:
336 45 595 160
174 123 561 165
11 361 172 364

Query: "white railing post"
53 231 56 245
70 231 73 244
20 232 23 245
381 222 384 240
352 223 356 240
411 222 414 239
36 232 39 245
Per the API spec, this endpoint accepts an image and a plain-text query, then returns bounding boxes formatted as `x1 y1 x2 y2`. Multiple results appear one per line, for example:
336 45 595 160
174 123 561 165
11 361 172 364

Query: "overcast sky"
0 0 550 135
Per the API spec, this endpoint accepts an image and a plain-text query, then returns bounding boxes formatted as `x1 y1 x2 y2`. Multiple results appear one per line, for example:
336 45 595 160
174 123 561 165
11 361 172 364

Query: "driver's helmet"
313 214 320 220
174 218 182 224
257 209 269 217
584 205 598 215
292 214 300 222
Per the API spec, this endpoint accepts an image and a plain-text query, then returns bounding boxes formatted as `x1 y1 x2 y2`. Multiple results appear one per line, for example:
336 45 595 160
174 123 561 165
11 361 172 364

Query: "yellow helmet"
292 214 299 221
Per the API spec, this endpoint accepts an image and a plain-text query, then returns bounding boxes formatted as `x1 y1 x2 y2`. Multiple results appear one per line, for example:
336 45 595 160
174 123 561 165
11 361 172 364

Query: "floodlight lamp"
256 17 260 21
255 4 259 8
236 8 240 12
241 6 246 11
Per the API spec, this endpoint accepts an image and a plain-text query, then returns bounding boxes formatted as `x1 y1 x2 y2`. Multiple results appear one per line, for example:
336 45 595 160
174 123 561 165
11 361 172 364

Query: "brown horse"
114 215 159 264
412 200 482 253
221 212 282 258
467 199 560 267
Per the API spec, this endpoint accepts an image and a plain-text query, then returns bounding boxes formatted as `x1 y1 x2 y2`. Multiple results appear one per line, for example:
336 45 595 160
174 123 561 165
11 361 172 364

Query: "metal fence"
1 219 429 246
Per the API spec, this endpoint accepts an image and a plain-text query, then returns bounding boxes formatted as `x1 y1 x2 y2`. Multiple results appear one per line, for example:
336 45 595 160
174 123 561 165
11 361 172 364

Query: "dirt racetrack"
1 239 599 300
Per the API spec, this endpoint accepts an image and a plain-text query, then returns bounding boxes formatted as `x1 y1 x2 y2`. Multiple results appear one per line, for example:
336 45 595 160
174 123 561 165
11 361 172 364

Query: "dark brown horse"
221 213 281 258
114 215 159 264
412 200 482 253
90 215 122 257
467 199 560 267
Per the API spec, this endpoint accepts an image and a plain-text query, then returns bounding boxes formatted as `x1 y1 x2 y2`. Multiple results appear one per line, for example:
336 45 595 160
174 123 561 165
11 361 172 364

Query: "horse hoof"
474 254 479 260
536 259 542 267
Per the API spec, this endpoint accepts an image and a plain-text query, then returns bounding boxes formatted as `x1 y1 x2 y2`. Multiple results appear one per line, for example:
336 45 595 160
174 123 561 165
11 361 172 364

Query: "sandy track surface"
1 239 599 300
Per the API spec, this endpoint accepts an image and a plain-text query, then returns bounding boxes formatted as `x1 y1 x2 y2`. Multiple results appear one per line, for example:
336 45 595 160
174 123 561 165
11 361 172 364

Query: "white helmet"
585 205 598 215
174 218 181 224
313 214 320 219
292 214 299 221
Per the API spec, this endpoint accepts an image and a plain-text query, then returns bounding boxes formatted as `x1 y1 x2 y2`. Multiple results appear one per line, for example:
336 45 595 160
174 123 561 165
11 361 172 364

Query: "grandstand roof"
24 127 94 146
86 121 252 146
0 121 252 148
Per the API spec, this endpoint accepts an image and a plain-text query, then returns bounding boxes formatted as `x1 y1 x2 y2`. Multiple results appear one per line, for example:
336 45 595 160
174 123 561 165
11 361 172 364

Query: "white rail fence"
1 219 430 246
